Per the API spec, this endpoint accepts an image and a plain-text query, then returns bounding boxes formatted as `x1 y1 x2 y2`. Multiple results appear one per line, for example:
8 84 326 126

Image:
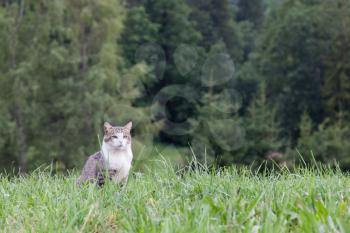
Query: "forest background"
0 0 349 172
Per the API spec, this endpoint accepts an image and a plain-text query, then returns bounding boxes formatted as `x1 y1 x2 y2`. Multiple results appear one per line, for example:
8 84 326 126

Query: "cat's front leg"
120 175 128 192
110 169 129 190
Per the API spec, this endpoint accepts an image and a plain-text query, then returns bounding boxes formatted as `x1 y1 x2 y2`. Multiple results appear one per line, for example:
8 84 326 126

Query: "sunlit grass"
1 160 350 232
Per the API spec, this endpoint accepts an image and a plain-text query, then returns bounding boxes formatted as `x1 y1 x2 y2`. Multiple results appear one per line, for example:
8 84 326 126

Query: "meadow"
1 160 350 233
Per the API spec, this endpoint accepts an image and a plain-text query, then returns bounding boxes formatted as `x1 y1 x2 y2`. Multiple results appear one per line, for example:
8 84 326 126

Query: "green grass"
1 160 350 232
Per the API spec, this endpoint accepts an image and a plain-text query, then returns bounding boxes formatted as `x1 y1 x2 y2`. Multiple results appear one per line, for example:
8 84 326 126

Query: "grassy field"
1 160 350 233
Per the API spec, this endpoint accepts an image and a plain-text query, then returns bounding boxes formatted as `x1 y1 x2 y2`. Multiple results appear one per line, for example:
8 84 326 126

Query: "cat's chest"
103 150 132 170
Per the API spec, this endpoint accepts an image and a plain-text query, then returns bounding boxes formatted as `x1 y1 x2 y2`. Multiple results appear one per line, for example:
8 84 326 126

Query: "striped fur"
77 122 133 187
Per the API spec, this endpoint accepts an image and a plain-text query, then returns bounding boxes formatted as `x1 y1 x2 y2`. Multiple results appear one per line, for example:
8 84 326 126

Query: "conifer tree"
0 0 140 170
292 111 314 163
189 0 243 61
296 113 350 169
236 0 264 28
191 44 245 165
239 83 283 164
321 0 350 119
124 0 201 144
255 0 334 139
120 6 159 65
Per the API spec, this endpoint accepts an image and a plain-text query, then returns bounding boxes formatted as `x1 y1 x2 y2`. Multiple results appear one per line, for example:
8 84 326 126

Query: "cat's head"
103 121 132 150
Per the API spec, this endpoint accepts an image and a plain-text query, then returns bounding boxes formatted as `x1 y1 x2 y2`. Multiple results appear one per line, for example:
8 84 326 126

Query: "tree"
236 0 265 29
239 84 283 164
190 44 245 165
321 0 350 119
0 0 52 171
143 0 201 82
295 113 350 169
0 0 145 171
122 0 202 145
193 89 244 165
120 6 159 65
188 0 243 61
254 0 335 140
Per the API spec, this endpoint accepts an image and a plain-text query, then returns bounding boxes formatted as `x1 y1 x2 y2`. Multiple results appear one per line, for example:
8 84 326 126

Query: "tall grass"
0 159 350 232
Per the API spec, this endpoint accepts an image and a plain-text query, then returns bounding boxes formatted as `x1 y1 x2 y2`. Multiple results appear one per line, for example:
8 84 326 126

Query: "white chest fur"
101 142 133 182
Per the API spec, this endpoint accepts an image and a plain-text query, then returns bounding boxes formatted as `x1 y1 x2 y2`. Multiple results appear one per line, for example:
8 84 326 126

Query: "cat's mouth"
115 145 124 149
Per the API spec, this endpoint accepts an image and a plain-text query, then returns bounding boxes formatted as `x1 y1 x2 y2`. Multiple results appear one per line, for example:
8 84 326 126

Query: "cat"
77 121 133 187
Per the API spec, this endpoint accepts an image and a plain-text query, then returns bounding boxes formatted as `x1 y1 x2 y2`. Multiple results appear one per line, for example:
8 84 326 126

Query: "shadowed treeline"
0 0 349 172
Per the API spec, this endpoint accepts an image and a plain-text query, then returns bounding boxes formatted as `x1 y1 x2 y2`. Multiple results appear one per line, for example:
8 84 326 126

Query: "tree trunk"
15 108 28 172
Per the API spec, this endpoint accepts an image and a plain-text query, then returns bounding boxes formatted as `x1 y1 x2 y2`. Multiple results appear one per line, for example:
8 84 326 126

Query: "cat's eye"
123 135 128 139
112 135 118 139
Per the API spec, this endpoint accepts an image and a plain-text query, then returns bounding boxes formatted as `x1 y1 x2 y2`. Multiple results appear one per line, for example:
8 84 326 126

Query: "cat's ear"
124 121 132 131
104 122 113 134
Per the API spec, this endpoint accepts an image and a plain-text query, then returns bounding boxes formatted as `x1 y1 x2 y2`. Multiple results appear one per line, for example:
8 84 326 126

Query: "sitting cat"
77 121 133 187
